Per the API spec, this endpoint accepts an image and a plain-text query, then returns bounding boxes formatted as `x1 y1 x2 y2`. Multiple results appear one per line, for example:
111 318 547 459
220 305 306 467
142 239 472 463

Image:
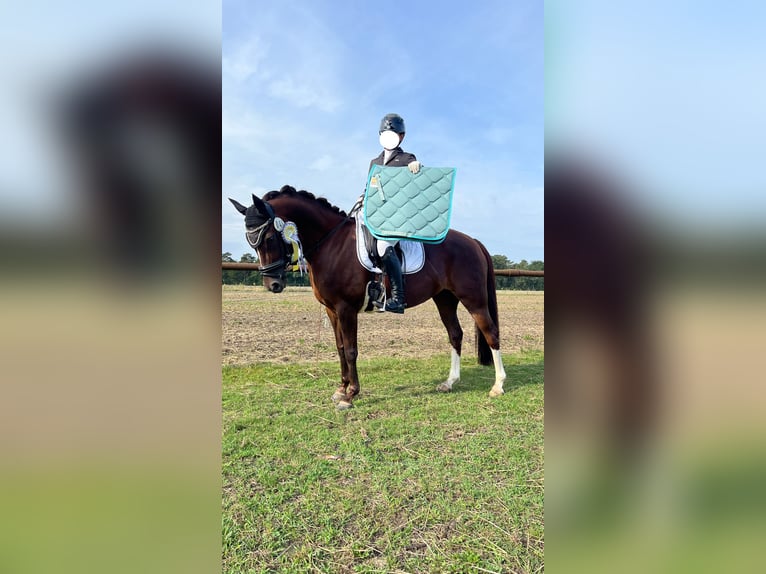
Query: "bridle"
245 200 352 279
245 202 294 279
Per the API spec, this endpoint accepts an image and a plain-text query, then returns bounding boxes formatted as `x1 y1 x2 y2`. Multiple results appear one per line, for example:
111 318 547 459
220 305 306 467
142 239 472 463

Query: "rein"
304 216 352 258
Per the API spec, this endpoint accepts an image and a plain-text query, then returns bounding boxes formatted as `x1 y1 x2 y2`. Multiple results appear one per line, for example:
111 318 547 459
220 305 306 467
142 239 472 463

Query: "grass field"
222 287 543 573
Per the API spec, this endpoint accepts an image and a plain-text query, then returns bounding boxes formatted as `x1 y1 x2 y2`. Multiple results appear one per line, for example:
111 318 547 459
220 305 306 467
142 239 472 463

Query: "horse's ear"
229 198 248 215
251 194 270 215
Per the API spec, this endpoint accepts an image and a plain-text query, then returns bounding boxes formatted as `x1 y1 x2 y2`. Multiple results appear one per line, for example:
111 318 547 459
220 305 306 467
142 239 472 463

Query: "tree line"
222 252 543 291
490 255 544 291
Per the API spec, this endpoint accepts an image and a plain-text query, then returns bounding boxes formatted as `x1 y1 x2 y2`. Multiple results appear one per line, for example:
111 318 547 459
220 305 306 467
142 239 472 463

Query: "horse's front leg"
325 308 350 403
433 292 463 392
334 304 360 410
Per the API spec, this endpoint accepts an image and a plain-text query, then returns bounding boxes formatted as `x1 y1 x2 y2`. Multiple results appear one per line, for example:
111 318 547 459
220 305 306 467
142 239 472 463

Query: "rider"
368 113 421 314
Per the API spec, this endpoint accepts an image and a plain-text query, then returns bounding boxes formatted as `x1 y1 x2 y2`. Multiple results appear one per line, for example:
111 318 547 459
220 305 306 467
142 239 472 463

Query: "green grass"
223 351 543 573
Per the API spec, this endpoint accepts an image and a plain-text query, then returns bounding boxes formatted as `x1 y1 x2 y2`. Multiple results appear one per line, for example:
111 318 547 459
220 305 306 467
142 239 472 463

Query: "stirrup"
363 280 386 313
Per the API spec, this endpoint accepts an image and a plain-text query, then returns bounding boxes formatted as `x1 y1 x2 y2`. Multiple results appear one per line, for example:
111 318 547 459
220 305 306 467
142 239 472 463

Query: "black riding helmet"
379 113 405 134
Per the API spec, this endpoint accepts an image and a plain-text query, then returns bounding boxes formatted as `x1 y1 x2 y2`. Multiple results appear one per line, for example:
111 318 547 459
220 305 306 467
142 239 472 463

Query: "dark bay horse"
230 186 506 410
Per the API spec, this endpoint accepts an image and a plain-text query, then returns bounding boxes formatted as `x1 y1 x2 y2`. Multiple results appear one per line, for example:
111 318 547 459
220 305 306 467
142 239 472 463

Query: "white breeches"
376 239 399 257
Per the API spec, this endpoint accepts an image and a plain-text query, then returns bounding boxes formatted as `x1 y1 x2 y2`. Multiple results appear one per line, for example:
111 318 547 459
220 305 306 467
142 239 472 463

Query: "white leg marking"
437 348 461 392
489 349 506 397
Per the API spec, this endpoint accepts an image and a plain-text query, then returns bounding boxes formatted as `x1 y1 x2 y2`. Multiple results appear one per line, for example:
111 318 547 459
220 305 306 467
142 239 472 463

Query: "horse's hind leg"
470 310 507 397
325 308 349 403
433 291 463 392
488 348 507 397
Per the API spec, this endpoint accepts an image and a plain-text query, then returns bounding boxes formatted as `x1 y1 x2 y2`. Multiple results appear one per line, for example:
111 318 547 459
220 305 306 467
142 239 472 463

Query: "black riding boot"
381 246 405 314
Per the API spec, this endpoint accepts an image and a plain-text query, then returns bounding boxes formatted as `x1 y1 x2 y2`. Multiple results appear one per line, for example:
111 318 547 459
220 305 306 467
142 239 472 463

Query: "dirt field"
222 285 543 365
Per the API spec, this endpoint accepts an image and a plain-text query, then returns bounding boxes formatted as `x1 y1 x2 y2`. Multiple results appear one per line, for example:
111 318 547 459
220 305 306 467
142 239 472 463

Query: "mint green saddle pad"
363 165 456 244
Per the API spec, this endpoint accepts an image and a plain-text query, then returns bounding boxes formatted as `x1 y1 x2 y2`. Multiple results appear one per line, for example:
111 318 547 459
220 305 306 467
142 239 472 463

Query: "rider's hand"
407 160 421 174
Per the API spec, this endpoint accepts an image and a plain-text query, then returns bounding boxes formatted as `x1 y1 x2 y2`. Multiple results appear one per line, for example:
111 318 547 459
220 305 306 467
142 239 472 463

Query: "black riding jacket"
368 147 417 172
353 147 419 215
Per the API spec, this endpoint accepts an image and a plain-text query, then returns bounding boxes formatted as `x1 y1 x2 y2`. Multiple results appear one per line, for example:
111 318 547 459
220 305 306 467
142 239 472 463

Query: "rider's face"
379 130 403 150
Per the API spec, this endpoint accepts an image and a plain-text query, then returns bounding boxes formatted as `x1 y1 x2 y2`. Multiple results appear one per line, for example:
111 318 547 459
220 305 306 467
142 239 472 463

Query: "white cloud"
222 37 268 84
308 154 334 172
268 77 340 113
223 5 346 116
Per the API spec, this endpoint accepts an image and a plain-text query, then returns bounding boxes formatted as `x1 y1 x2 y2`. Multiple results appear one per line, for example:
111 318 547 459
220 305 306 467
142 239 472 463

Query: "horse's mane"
263 185 347 217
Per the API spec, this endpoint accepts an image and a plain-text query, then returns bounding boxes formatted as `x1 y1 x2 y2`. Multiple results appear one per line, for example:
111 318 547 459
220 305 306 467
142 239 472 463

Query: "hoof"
489 388 504 398
331 391 345 403
336 400 354 411
436 383 453 393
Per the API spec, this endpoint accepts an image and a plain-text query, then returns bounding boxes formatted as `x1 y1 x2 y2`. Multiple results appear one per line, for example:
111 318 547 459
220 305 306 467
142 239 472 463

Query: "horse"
230 185 507 410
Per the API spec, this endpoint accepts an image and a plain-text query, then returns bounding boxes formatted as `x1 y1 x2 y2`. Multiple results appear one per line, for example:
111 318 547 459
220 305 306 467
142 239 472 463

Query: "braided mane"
263 185 347 217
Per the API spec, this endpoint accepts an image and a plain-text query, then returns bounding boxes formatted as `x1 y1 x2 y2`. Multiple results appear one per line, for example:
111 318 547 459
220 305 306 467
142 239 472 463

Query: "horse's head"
230 194 291 293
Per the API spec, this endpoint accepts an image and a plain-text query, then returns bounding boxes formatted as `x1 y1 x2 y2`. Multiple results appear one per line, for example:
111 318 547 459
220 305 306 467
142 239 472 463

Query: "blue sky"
222 0 544 261
546 1 766 228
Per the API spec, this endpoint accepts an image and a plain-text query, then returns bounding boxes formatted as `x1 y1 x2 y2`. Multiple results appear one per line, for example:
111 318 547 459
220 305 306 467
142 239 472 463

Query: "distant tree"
513 259 544 291
222 252 237 284
288 268 311 287
222 252 261 285
239 253 261 285
223 249 542 290
492 254 511 270
491 255 544 291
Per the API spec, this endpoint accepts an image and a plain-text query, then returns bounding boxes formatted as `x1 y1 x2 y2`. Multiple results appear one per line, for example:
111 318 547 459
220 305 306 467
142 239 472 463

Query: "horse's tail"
476 240 498 366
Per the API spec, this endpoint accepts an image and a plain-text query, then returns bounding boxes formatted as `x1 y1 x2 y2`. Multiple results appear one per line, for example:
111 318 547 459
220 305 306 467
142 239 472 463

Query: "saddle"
353 215 424 275
348 210 424 313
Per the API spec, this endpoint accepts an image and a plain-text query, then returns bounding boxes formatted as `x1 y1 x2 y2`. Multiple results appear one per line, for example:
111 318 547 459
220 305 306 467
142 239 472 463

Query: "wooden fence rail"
222 262 543 277
493 269 544 277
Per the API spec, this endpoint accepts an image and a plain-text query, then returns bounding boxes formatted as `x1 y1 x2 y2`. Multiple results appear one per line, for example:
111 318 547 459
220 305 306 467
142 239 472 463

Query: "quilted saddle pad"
363 165 456 244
